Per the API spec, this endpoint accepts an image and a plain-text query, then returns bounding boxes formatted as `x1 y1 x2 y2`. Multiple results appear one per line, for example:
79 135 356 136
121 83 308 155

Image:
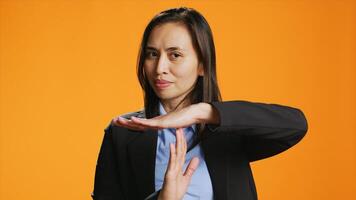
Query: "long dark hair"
137 7 222 138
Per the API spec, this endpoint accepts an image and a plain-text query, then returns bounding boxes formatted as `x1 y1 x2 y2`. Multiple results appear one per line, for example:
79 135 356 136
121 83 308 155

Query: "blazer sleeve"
207 100 308 162
91 123 125 200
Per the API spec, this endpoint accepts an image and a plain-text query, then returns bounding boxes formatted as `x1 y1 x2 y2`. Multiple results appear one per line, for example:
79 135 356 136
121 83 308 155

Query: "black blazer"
91 100 308 200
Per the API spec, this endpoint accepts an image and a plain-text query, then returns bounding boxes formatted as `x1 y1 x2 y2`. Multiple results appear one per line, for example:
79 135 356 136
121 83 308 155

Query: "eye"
146 51 158 58
170 52 182 59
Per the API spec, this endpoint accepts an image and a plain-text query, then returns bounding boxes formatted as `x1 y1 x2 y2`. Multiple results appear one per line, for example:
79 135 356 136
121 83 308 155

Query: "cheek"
172 63 198 87
174 58 198 77
143 63 154 78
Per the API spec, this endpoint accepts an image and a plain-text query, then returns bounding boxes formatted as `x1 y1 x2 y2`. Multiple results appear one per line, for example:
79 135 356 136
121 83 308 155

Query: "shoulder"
107 108 146 129
119 108 146 120
104 108 146 136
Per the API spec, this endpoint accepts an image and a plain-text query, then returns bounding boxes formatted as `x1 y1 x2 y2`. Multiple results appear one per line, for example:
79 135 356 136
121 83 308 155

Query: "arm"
91 123 125 200
196 100 308 162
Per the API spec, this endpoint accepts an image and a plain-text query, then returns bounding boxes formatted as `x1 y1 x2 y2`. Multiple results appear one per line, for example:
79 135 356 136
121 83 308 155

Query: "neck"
160 95 191 113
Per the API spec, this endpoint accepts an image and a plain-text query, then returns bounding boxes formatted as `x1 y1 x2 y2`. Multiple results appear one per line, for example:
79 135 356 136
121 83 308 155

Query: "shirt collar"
158 101 167 115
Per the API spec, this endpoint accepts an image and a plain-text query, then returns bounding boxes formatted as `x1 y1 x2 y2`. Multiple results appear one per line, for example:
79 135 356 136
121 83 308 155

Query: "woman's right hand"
158 128 200 200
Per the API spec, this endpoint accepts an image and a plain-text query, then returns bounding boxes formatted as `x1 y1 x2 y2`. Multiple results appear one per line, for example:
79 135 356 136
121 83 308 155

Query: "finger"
180 128 187 167
176 128 186 169
167 143 176 172
113 117 145 131
125 118 150 130
132 113 180 129
175 128 182 170
130 117 162 130
131 116 160 127
182 128 187 153
183 157 200 178
112 117 133 128
119 117 146 131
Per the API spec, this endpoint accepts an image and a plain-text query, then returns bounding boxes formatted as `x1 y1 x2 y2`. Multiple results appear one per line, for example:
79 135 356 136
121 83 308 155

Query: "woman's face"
144 22 203 104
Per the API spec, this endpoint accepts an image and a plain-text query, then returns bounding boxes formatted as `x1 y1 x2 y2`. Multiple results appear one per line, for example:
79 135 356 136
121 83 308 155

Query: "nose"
156 54 169 75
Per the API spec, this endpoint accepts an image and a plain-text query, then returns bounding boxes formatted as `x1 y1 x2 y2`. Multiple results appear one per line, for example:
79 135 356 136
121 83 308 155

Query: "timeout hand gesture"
111 103 219 200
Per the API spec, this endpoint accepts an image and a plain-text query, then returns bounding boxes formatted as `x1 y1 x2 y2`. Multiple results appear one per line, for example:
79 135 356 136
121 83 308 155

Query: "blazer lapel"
201 130 228 200
127 129 158 199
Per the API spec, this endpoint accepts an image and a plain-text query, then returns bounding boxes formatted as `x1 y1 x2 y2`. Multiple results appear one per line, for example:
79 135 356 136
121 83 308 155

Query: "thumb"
183 157 200 181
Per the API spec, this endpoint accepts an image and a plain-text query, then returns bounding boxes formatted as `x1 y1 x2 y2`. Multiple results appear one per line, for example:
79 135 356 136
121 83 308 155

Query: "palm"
158 128 200 200
112 104 199 131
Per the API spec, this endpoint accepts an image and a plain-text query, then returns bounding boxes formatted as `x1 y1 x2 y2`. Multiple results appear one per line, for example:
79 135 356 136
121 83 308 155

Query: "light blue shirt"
154 101 214 200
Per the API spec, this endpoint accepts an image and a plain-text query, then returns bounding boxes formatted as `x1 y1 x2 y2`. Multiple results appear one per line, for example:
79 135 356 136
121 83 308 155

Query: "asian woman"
91 7 308 200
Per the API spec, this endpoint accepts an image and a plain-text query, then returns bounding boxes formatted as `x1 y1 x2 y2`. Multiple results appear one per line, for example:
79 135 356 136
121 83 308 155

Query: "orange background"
1 0 355 199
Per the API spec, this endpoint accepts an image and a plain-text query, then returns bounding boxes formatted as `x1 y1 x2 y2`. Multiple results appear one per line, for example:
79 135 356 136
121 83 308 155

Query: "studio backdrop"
0 0 355 200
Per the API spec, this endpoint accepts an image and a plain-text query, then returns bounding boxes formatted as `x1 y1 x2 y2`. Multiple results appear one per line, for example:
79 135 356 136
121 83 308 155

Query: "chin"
156 93 176 100
155 91 180 101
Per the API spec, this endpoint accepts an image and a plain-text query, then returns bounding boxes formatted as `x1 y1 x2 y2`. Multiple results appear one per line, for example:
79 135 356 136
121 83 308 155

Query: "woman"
91 7 308 200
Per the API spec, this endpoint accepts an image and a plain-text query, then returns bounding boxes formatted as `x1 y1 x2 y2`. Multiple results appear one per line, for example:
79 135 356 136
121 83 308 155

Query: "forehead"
147 22 194 51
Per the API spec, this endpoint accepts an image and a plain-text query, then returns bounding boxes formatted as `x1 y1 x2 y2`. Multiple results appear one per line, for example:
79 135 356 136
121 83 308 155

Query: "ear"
198 62 204 76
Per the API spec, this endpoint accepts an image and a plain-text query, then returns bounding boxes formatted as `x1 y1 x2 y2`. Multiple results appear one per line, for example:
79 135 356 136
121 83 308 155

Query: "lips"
155 79 172 89
155 79 172 84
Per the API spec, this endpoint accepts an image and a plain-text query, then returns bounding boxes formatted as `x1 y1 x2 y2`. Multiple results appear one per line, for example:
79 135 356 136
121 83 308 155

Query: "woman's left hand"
157 128 200 200
112 102 219 131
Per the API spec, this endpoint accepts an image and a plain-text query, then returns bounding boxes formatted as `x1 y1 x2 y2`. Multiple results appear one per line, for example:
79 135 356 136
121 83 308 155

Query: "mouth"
155 79 172 90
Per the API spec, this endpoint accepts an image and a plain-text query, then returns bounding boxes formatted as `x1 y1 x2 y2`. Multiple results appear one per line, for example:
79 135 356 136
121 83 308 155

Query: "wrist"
157 194 162 200
194 102 220 124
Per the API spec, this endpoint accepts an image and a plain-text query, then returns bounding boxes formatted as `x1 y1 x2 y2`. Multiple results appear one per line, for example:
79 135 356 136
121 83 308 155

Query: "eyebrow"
146 46 185 52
